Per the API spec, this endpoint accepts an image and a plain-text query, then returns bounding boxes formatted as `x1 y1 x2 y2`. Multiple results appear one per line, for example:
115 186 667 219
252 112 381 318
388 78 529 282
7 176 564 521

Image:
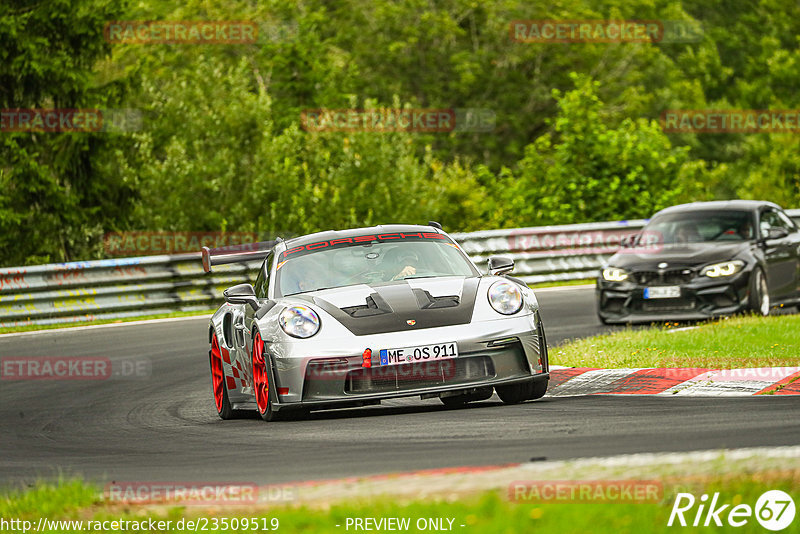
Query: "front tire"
528 379 548 400
210 333 239 420
748 267 770 316
252 330 278 422
496 380 535 404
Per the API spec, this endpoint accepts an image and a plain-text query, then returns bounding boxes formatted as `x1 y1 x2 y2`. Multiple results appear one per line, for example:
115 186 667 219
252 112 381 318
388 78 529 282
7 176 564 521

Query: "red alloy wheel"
252 331 269 414
210 333 225 413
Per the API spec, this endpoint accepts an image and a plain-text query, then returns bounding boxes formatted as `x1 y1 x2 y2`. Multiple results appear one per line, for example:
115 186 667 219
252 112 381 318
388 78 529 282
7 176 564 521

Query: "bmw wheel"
748 267 770 316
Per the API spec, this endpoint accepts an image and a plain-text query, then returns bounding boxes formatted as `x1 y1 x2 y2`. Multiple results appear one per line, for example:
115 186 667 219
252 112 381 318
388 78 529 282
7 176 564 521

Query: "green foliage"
0 0 135 266
493 75 712 227
3 0 800 267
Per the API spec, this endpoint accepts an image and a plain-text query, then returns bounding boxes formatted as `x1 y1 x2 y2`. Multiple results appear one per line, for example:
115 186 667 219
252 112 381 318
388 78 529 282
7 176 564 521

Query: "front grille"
633 269 694 285
344 356 495 394
642 299 696 311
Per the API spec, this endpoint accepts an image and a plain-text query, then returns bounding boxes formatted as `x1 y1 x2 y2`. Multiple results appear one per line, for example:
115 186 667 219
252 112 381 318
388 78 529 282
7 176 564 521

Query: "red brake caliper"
252 332 269 414
210 333 224 412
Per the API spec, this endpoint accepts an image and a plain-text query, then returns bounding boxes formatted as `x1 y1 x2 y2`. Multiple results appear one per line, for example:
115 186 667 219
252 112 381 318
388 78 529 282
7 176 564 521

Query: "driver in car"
674 224 701 243
285 259 323 293
390 250 420 280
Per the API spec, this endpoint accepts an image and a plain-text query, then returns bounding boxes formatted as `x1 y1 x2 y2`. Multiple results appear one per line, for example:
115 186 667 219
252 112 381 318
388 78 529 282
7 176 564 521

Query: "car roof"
282 224 445 249
653 200 781 217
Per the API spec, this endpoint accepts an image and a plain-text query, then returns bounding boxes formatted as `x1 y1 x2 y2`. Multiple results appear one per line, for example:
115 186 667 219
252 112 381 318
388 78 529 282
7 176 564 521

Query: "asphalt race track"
1 287 798 485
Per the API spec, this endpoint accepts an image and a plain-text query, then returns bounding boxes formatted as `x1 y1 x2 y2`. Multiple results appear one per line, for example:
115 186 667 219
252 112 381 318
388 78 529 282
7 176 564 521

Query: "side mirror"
766 227 789 240
223 283 259 311
487 256 514 276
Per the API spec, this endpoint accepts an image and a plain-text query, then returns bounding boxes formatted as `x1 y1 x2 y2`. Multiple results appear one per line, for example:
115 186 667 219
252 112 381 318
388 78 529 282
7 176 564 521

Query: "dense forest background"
2 0 800 266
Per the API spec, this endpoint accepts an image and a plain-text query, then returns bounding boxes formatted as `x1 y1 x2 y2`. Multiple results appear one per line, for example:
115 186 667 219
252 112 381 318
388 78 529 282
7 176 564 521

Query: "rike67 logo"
668 490 795 531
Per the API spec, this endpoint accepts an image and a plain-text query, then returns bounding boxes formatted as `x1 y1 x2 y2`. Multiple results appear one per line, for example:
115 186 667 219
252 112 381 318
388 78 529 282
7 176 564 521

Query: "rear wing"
201 240 277 273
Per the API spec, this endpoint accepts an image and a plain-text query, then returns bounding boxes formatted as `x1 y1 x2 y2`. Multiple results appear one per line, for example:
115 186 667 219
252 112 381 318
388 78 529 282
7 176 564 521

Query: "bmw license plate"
379 342 458 366
643 286 681 299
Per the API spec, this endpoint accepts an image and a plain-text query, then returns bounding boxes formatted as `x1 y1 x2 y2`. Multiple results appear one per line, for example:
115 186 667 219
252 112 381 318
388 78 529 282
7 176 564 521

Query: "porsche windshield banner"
280 232 451 260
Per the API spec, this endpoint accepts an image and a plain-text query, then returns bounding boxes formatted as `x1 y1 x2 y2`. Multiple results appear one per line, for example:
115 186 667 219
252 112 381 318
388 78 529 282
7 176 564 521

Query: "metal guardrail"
2 210 798 328
451 218 648 284
0 255 261 328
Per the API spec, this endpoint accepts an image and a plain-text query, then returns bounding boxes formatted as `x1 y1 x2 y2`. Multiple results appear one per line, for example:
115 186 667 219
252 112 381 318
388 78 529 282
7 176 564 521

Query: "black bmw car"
597 200 800 324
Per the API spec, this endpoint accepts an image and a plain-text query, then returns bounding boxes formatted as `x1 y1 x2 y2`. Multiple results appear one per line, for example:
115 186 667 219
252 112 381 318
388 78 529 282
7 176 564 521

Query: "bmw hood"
607 242 749 270
293 276 479 336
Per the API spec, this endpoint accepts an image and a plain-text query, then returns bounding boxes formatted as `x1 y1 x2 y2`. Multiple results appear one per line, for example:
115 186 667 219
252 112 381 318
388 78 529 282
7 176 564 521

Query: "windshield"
644 210 754 245
275 237 477 296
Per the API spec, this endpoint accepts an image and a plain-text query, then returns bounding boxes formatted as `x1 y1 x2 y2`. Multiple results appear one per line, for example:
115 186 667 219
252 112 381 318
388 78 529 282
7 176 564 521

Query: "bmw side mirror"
488 256 514 276
223 283 260 311
766 227 789 240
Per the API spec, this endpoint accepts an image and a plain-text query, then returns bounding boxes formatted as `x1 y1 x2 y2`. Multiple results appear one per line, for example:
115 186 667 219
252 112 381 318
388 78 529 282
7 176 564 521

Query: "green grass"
552 313 800 369
1 473 797 533
0 309 215 335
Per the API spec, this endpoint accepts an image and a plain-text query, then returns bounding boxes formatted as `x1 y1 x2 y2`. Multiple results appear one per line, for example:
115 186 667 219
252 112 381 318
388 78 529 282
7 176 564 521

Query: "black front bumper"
596 270 752 323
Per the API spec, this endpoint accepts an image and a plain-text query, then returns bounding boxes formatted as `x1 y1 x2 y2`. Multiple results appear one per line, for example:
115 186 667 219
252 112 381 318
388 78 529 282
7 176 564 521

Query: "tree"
0 0 135 266
493 75 712 227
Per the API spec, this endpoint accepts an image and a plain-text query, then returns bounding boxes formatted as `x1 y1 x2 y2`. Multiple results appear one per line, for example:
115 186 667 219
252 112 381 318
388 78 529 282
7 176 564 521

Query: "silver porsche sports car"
202 224 549 421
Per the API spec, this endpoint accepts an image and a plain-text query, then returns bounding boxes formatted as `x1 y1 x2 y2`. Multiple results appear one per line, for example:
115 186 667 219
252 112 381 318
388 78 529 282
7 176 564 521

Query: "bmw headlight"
602 267 629 282
488 281 523 315
279 305 321 338
700 260 745 278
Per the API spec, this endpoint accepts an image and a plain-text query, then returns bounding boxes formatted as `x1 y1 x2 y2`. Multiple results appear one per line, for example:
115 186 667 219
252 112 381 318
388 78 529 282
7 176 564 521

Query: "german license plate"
643 286 681 299
379 342 458 366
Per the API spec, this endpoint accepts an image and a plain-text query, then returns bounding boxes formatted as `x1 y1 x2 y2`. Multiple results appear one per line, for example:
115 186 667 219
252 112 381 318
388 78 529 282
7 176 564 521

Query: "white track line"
0 314 211 338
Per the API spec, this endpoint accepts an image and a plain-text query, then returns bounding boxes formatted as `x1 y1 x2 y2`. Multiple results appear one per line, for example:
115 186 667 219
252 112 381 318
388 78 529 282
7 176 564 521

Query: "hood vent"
310 277 479 336
340 293 392 317
413 289 460 309
338 288 460 317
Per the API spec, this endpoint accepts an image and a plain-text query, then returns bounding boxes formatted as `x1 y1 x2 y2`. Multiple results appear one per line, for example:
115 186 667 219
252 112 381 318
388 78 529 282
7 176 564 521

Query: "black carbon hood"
299 278 480 336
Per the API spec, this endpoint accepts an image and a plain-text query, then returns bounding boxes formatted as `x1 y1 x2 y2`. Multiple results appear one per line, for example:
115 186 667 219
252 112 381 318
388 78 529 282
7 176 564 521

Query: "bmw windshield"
642 210 755 245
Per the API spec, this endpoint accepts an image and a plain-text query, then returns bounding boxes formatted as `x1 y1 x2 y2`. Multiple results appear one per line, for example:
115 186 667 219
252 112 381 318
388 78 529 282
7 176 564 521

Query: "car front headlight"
488 281 523 315
700 260 745 278
602 267 629 282
279 305 321 338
